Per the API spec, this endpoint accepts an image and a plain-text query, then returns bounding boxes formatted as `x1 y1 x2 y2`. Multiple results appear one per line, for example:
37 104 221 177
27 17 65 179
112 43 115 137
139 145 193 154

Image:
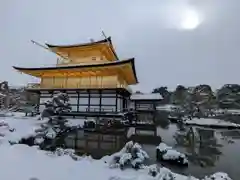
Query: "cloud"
1 0 240 92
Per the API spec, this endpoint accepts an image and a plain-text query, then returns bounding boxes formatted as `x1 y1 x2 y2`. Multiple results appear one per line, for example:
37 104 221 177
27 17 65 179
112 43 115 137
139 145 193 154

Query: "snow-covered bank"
184 118 240 129
0 112 234 180
214 109 240 115
156 143 188 166
0 143 232 180
0 112 86 144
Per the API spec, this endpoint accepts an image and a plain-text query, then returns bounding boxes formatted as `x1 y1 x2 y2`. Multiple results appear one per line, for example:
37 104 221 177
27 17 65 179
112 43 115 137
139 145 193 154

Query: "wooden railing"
26 83 40 89
86 107 115 112
26 82 131 91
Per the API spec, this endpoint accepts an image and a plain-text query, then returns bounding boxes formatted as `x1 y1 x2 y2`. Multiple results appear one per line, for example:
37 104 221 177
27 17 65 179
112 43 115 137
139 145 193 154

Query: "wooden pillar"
65 73 68 88
154 127 157 136
99 90 102 112
135 101 138 123
77 91 80 112
115 91 118 112
88 90 90 112
53 76 55 87
49 91 53 98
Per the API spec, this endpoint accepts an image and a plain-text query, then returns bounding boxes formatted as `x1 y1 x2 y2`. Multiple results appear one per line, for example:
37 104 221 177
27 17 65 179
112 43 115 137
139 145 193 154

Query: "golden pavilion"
13 37 138 113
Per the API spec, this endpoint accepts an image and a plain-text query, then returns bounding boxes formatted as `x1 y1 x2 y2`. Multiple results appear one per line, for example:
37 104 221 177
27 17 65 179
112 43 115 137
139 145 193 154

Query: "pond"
142 121 240 180
60 112 240 179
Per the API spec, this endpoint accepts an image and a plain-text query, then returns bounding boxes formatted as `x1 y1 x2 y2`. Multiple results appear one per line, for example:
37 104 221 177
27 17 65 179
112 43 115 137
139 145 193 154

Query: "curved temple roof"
13 58 138 85
45 36 111 48
45 36 119 60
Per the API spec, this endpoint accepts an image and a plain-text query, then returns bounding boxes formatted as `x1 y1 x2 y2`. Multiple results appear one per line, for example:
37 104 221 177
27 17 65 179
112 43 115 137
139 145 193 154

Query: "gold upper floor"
13 37 138 91
27 75 129 90
46 37 119 65
14 59 138 90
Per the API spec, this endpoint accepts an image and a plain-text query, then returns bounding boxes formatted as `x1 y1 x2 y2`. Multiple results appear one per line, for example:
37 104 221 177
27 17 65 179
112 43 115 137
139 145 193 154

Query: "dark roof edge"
13 58 138 83
45 36 119 60
45 37 112 48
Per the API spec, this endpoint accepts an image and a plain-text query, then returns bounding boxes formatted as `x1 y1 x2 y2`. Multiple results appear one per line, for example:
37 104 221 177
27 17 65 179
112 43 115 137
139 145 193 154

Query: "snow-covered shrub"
202 172 232 180
109 141 149 170
0 120 16 143
40 93 71 120
148 165 198 180
46 147 81 161
17 93 76 147
148 164 160 177
38 93 72 136
156 142 188 166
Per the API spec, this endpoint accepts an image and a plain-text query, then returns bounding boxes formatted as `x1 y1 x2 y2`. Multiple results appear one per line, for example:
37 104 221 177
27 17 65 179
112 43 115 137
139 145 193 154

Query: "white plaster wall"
102 97 115 105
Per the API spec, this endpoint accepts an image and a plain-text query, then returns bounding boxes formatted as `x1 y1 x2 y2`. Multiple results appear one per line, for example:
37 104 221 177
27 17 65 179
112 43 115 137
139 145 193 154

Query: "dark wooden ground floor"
27 88 131 113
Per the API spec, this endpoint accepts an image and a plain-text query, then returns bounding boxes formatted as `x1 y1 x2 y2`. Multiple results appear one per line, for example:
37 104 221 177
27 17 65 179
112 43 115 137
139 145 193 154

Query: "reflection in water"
220 130 240 140
59 129 126 159
155 123 240 179
155 111 170 129
51 110 240 179
174 127 221 166
176 127 223 167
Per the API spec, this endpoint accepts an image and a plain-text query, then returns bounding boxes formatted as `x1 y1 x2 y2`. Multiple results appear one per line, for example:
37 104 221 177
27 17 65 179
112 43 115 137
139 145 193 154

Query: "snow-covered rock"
0 112 86 146
156 143 188 166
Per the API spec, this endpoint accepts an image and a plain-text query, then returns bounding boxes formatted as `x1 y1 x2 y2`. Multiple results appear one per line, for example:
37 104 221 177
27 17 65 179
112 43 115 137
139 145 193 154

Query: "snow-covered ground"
184 118 240 128
0 112 86 143
214 109 240 115
157 104 240 116
0 112 234 180
0 143 232 180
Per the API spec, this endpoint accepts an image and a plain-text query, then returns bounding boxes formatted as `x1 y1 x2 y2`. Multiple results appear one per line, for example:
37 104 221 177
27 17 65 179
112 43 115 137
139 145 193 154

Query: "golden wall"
40 75 127 89
56 49 109 65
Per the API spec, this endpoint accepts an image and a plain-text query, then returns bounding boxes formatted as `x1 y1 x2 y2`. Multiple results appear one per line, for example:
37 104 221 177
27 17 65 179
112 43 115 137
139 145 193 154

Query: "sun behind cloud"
180 8 202 30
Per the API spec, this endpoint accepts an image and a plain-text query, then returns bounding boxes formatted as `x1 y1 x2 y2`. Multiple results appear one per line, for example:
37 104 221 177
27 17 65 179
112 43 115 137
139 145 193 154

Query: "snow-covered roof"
130 93 163 100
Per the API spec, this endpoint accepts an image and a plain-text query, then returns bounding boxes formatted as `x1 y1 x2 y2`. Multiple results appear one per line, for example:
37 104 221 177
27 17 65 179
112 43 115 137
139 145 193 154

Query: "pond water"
60 113 240 179
142 122 240 180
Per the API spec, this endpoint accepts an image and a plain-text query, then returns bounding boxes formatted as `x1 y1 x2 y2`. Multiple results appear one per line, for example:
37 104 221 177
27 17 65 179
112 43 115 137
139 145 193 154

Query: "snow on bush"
147 165 233 180
109 141 149 170
45 147 82 161
19 93 74 146
156 143 188 166
0 93 85 147
147 164 199 180
202 172 232 180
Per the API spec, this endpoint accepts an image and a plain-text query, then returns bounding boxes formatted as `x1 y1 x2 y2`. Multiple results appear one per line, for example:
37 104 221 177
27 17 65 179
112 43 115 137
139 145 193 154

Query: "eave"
45 36 119 60
13 58 138 85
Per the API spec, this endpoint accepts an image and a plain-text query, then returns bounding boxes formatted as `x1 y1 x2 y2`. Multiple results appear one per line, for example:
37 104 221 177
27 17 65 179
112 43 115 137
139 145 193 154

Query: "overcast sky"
1 0 240 92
